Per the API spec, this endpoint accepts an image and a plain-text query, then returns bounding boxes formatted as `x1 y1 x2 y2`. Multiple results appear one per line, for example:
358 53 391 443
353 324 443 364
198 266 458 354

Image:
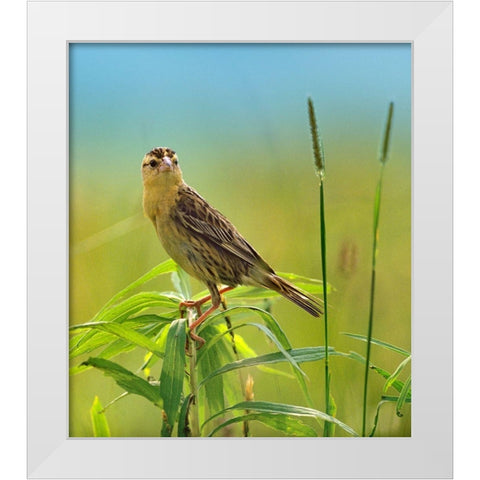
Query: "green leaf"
277 271 325 286
369 393 411 437
70 324 165 376
70 293 180 355
197 325 225 414
171 265 192 299
196 306 310 388
177 394 193 437
140 325 171 374
369 399 390 437
204 401 358 437
384 356 411 393
202 324 294 379
198 306 293 353
98 322 165 358
342 332 410 357
396 375 411 417
70 260 177 361
96 259 177 316
208 412 318 437
159 319 187 436
200 320 304 377
193 272 328 302
82 358 162 406
199 347 338 388
69 315 173 360
97 292 181 323
70 321 166 359
69 330 117 359
346 351 410 396
90 396 111 437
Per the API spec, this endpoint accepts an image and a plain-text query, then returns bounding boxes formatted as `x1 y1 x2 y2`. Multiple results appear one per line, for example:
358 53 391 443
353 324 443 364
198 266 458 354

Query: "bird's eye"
173 159 178 165
149 159 158 168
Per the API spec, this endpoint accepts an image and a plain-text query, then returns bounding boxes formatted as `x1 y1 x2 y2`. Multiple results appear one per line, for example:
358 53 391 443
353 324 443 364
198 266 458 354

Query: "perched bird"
141 147 322 344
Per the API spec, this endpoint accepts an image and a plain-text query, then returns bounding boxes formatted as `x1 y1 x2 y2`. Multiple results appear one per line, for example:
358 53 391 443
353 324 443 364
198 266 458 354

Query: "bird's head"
141 147 183 187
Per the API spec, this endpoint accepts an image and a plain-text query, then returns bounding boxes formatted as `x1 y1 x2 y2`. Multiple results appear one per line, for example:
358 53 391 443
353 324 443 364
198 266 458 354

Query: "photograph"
68 42 411 438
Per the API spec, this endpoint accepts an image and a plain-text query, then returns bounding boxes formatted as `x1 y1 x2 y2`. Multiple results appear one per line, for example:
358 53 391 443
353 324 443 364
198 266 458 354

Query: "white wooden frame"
27 1 452 478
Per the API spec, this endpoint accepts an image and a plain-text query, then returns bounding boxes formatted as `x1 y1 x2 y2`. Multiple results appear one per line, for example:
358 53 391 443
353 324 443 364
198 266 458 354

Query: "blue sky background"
69 43 411 173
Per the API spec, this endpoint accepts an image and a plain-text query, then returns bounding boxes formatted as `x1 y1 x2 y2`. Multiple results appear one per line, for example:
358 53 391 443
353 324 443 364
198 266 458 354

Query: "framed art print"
27 1 452 478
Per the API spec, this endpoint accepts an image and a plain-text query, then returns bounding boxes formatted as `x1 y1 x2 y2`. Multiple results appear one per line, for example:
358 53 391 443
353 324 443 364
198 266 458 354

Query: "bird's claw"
185 329 205 354
179 300 203 318
189 329 206 349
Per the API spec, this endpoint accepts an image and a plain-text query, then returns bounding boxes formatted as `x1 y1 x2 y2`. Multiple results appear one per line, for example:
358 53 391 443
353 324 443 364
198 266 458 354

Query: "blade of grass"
69 259 178 353
81 357 162 406
199 320 305 377
90 396 111 437
207 412 318 437
171 265 192 300
177 394 193 437
193 272 327 302
342 332 410 357
347 350 410 396
97 259 177 315
198 323 294 379
383 356 411 393
70 292 180 355
362 101 394 437
197 324 226 415
204 401 358 437
368 399 389 437
197 306 305 375
396 375 411 417
159 318 187 436
199 346 339 388
70 321 166 359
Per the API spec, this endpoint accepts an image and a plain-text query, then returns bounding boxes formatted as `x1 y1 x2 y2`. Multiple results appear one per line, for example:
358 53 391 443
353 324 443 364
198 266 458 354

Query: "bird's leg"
179 286 234 318
186 285 235 347
188 303 219 347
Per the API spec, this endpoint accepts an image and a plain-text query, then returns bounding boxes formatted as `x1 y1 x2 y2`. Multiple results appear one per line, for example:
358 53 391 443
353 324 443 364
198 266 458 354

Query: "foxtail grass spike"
308 98 325 177
380 102 394 164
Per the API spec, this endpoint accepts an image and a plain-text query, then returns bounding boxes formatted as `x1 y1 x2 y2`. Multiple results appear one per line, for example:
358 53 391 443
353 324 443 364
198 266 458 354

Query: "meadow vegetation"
69 101 411 437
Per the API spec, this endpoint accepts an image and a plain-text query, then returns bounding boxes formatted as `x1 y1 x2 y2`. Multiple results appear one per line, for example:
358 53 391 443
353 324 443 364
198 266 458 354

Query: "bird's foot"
179 299 203 318
184 329 206 354
190 329 206 348
180 287 235 352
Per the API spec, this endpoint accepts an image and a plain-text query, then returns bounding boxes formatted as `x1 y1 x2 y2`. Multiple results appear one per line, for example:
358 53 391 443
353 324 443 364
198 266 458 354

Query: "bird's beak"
159 156 173 172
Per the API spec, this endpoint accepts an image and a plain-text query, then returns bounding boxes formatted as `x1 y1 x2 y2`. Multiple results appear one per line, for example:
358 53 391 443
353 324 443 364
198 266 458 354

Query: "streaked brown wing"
173 185 273 273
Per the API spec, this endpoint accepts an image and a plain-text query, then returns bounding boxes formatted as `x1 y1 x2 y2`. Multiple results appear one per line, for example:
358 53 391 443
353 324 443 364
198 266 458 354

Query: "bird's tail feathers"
262 274 323 317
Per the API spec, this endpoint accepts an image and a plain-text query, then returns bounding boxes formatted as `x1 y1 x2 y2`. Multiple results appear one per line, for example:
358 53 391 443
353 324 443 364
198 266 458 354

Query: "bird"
141 147 322 345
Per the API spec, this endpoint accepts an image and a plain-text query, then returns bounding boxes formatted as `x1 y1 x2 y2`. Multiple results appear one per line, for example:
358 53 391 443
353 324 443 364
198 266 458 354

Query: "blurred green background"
69 43 411 437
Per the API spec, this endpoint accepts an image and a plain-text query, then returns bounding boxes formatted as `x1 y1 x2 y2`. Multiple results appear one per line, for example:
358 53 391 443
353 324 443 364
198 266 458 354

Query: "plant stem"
307 97 332 436
362 165 384 436
319 179 332 437
187 308 200 437
362 102 394 437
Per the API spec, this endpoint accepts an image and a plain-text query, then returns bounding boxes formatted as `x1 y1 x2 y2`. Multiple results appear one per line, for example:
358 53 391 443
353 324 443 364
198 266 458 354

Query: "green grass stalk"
362 102 394 436
187 308 201 437
307 98 333 436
